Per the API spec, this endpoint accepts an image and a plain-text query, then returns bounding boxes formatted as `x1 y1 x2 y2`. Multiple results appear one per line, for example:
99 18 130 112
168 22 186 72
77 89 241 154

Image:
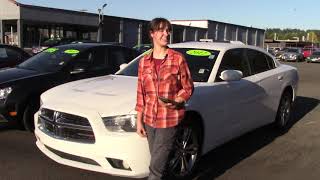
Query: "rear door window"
265 54 275 69
6 47 23 62
108 47 128 72
73 46 107 71
247 49 270 74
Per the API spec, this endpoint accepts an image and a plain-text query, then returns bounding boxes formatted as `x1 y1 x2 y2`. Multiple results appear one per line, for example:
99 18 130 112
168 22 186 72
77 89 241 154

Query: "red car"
303 46 318 58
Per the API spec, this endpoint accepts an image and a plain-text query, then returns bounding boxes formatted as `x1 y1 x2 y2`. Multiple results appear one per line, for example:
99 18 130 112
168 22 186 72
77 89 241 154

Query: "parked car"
269 47 281 53
302 46 318 58
0 44 31 69
306 51 320 63
281 48 304 62
267 48 276 56
132 44 152 53
31 38 84 54
0 43 138 131
34 42 298 179
274 47 288 60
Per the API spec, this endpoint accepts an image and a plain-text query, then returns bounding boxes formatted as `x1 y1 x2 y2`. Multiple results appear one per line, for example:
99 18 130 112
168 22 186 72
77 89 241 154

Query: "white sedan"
34 41 299 179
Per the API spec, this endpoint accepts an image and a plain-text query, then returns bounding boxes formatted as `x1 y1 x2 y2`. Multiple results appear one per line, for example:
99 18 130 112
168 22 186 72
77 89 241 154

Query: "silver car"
281 48 304 62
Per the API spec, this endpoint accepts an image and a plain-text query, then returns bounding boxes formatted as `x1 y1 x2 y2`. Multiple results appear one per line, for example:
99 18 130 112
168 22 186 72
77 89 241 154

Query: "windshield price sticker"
44 48 59 53
186 50 212 57
64 49 80 54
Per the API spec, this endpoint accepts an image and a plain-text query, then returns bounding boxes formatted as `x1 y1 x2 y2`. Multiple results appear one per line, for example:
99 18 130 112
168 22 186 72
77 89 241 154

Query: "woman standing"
135 18 194 180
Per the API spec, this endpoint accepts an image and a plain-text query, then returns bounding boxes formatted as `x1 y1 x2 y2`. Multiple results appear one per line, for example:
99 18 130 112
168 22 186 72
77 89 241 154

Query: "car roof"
54 43 127 49
168 41 261 52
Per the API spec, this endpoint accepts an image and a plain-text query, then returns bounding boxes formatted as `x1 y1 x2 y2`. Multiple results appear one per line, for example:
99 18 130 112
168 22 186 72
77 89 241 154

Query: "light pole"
97 3 107 42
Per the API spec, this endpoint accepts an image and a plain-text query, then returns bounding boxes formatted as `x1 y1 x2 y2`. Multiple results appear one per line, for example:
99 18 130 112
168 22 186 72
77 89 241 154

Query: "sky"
18 0 320 30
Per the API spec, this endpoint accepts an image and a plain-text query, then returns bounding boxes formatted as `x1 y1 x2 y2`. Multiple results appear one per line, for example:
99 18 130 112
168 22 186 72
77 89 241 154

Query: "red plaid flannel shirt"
135 49 194 128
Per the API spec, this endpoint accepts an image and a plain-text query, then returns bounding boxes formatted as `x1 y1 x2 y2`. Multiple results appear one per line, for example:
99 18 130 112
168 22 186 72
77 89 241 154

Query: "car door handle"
278 75 283 80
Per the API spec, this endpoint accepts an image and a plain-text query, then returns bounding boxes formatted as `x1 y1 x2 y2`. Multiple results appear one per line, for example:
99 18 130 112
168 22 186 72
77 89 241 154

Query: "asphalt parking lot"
0 62 319 180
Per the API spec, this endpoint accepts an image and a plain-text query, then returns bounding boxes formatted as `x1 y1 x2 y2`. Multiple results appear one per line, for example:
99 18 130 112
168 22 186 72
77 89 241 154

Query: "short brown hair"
148 17 172 33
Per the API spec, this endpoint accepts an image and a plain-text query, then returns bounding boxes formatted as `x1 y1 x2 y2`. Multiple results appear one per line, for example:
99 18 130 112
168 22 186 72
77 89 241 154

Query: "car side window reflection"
265 54 275 69
0 48 8 60
89 46 107 69
6 47 23 61
108 47 127 72
216 48 251 82
247 49 270 74
72 47 107 71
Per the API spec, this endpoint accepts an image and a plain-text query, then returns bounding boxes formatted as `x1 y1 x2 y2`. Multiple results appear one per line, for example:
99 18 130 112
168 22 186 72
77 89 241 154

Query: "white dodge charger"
34 42 299 178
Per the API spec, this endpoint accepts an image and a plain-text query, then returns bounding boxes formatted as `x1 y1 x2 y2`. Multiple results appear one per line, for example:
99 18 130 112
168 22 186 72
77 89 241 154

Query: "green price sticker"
64 49 80 54
186 50 211 57
44 48 59 53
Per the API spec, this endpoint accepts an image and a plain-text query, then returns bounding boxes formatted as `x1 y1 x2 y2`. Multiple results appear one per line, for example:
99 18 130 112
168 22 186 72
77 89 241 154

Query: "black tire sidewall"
275 92 292 129
23 104 36 132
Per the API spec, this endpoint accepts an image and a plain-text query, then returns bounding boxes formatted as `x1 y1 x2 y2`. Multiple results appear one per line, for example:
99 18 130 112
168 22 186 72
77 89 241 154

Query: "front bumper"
282 57 298 61
34 106 150 178
0 100 16 122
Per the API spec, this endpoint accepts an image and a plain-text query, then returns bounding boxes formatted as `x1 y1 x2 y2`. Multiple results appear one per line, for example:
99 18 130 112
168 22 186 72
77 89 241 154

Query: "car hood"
41 75 139 117
0 67 42 85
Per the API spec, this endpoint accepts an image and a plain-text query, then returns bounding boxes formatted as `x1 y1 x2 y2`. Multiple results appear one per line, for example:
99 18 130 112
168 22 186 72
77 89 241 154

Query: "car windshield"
287 49 299 53
17 47 83 72
117 48 219 82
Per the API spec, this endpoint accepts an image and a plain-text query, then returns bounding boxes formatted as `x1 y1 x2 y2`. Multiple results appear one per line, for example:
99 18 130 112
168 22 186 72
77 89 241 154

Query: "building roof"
8 0 149 22
171 19 265 31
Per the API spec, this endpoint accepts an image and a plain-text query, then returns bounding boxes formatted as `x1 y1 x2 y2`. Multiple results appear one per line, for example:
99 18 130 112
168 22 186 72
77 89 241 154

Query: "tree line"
265 28 320 43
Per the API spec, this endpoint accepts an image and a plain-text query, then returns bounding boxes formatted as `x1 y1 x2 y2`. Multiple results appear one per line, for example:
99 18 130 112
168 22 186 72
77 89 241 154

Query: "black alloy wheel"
168 121 201 179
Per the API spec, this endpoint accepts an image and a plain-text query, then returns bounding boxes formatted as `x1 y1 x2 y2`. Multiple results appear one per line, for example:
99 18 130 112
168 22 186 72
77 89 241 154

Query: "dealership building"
0 0 265 48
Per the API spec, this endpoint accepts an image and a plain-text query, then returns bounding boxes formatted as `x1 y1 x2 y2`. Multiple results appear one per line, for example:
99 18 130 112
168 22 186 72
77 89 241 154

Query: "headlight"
102 114 137 132
0 87 12 100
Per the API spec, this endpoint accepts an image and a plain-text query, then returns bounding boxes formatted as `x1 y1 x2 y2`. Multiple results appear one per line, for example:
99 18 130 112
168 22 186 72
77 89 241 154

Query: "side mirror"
219 70 243 81
119 63 128 70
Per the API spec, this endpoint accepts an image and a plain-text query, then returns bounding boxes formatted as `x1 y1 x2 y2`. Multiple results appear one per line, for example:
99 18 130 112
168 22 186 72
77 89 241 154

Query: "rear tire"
275 91 293 129
168 116 202 179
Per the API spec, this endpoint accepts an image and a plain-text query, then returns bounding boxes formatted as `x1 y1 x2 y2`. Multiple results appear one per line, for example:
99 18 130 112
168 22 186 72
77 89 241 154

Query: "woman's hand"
136 112 147 137
158 96 185 109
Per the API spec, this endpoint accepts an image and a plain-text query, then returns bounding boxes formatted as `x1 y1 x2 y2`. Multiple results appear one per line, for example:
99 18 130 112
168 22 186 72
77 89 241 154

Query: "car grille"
39 108 95 143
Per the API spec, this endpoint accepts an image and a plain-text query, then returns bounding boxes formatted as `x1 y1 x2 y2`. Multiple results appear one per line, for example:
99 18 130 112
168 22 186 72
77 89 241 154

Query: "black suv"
0 43 138 131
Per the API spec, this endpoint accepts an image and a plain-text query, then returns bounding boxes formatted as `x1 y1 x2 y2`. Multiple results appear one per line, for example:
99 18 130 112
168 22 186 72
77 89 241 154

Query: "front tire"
275 91 293 129
22 103 37 132
168 116 202 179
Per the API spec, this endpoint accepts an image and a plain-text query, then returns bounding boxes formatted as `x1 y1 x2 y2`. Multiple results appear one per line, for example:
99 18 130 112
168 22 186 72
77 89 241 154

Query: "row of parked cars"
267 46 320 63
1 41 298 179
